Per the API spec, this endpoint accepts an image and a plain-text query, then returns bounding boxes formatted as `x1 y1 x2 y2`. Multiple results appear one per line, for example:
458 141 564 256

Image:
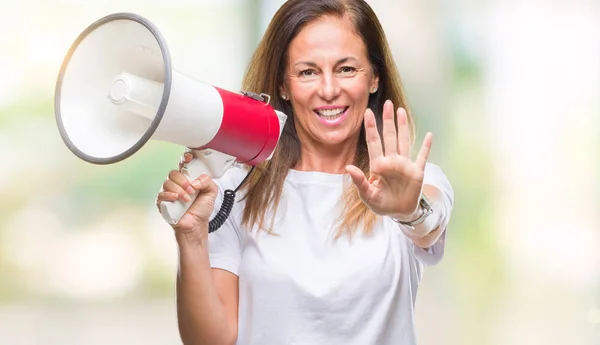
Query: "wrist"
391 207 423 223
175 225 210 248
390 193 434 228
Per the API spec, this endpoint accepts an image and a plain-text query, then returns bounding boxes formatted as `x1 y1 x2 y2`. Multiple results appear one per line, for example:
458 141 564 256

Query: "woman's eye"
300 69 316 77
339 66 357 74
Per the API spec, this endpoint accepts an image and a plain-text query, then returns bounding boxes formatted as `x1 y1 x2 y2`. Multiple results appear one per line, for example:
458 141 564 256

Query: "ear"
279 84 289 100
370 75 380 94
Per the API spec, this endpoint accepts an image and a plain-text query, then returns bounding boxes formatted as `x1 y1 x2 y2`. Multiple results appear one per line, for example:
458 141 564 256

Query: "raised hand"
345 100 432 220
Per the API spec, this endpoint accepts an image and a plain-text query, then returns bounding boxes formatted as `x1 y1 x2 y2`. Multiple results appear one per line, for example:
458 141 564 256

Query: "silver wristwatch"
392 193 434 228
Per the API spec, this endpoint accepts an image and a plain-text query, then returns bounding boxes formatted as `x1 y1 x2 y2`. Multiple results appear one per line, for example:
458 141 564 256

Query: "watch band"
392 193 434 227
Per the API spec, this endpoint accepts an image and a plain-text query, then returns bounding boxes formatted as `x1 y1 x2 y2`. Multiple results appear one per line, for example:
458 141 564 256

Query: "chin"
317 130 355 146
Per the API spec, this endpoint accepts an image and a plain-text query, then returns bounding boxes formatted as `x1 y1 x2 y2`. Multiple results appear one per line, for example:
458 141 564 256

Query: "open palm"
346 100 432 220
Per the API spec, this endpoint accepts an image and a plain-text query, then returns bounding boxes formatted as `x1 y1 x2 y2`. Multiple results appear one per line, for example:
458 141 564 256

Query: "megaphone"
54 12 288 229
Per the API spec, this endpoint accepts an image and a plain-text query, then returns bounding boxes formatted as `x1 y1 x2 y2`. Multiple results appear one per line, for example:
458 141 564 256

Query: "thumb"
345 165 371 199
186 175 219 223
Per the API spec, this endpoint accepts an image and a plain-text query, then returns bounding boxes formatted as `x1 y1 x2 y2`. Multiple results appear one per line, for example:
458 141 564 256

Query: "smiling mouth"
314 107 349 120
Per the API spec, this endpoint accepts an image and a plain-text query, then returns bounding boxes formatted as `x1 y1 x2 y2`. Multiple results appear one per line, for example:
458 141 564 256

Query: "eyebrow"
293 57 359 68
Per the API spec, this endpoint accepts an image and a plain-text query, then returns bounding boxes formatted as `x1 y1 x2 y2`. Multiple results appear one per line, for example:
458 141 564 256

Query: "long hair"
240 0 414 236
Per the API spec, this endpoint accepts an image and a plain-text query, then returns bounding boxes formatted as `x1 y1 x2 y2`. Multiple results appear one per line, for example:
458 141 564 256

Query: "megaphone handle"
159 149 236 225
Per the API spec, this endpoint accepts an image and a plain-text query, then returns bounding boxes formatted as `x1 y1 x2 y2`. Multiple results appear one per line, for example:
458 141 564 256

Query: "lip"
313 107 349 127
314 105 348 111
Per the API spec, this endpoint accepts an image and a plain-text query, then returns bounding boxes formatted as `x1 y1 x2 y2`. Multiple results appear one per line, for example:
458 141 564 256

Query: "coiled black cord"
208 166 255 233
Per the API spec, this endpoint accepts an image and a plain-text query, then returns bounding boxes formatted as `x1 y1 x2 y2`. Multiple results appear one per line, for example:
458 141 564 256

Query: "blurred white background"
0 0 598 344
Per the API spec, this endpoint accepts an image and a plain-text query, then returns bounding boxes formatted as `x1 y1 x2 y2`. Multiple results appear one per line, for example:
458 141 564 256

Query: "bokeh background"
1 0 598 344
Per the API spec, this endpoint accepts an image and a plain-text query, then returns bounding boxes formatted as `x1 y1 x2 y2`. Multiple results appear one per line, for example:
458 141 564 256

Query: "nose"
317 73 340 101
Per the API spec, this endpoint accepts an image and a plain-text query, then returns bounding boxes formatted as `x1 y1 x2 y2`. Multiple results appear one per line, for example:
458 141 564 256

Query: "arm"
391 184 449 249
176 227 239 345
345 102 453 254
390 161 454 250
158 154 241 345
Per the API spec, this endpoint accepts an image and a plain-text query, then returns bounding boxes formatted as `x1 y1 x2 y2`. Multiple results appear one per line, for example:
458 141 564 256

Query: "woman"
156 1 454 344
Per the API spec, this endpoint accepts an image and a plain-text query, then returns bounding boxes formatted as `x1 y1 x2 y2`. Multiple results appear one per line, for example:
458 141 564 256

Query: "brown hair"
240 0 414 236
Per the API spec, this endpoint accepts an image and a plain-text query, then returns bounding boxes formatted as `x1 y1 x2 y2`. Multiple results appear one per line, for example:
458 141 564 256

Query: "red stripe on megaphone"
195 87 281 166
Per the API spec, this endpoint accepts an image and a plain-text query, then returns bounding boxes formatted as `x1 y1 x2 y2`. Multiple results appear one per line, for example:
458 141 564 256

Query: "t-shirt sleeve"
412 163 454 266
207 168 246 276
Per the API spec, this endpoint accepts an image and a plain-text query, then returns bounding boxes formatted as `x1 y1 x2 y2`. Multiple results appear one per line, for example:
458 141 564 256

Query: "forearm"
176 230 236 345
393 185 448 248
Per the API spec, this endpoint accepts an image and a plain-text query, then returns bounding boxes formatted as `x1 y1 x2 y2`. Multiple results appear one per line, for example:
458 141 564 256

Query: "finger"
186 177 219 223
364 108 383 161
192 175 218 195
382 100 397 156
183 152 194 163
163 179 191 202
345 165 372 200
415 132 433 170
178 152 194 171
156 191 179 203
168 169 196 196
188 174 214 192
396 107 410 158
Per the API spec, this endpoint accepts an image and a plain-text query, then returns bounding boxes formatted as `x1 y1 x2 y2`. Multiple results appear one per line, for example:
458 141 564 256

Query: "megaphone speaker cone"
54 12 291 228
55 12 172 164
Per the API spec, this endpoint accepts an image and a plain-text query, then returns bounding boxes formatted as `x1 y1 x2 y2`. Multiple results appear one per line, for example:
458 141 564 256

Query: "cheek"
340 79 371 100
289 85 314 109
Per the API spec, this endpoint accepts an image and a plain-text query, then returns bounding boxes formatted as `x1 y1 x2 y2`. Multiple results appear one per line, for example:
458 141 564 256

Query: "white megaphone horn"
54 13 288 230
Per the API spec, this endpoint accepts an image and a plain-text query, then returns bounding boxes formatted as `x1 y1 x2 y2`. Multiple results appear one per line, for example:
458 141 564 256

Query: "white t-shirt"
208 163 454 345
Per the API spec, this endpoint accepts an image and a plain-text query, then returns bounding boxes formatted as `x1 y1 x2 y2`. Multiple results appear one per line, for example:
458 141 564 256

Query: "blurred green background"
0 0 598 344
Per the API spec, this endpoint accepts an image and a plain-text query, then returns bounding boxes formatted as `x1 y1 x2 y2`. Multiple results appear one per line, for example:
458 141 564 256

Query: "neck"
293 136 358 174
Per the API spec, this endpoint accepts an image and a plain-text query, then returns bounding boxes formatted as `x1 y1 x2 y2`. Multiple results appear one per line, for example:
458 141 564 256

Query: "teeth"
316 108 345 117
